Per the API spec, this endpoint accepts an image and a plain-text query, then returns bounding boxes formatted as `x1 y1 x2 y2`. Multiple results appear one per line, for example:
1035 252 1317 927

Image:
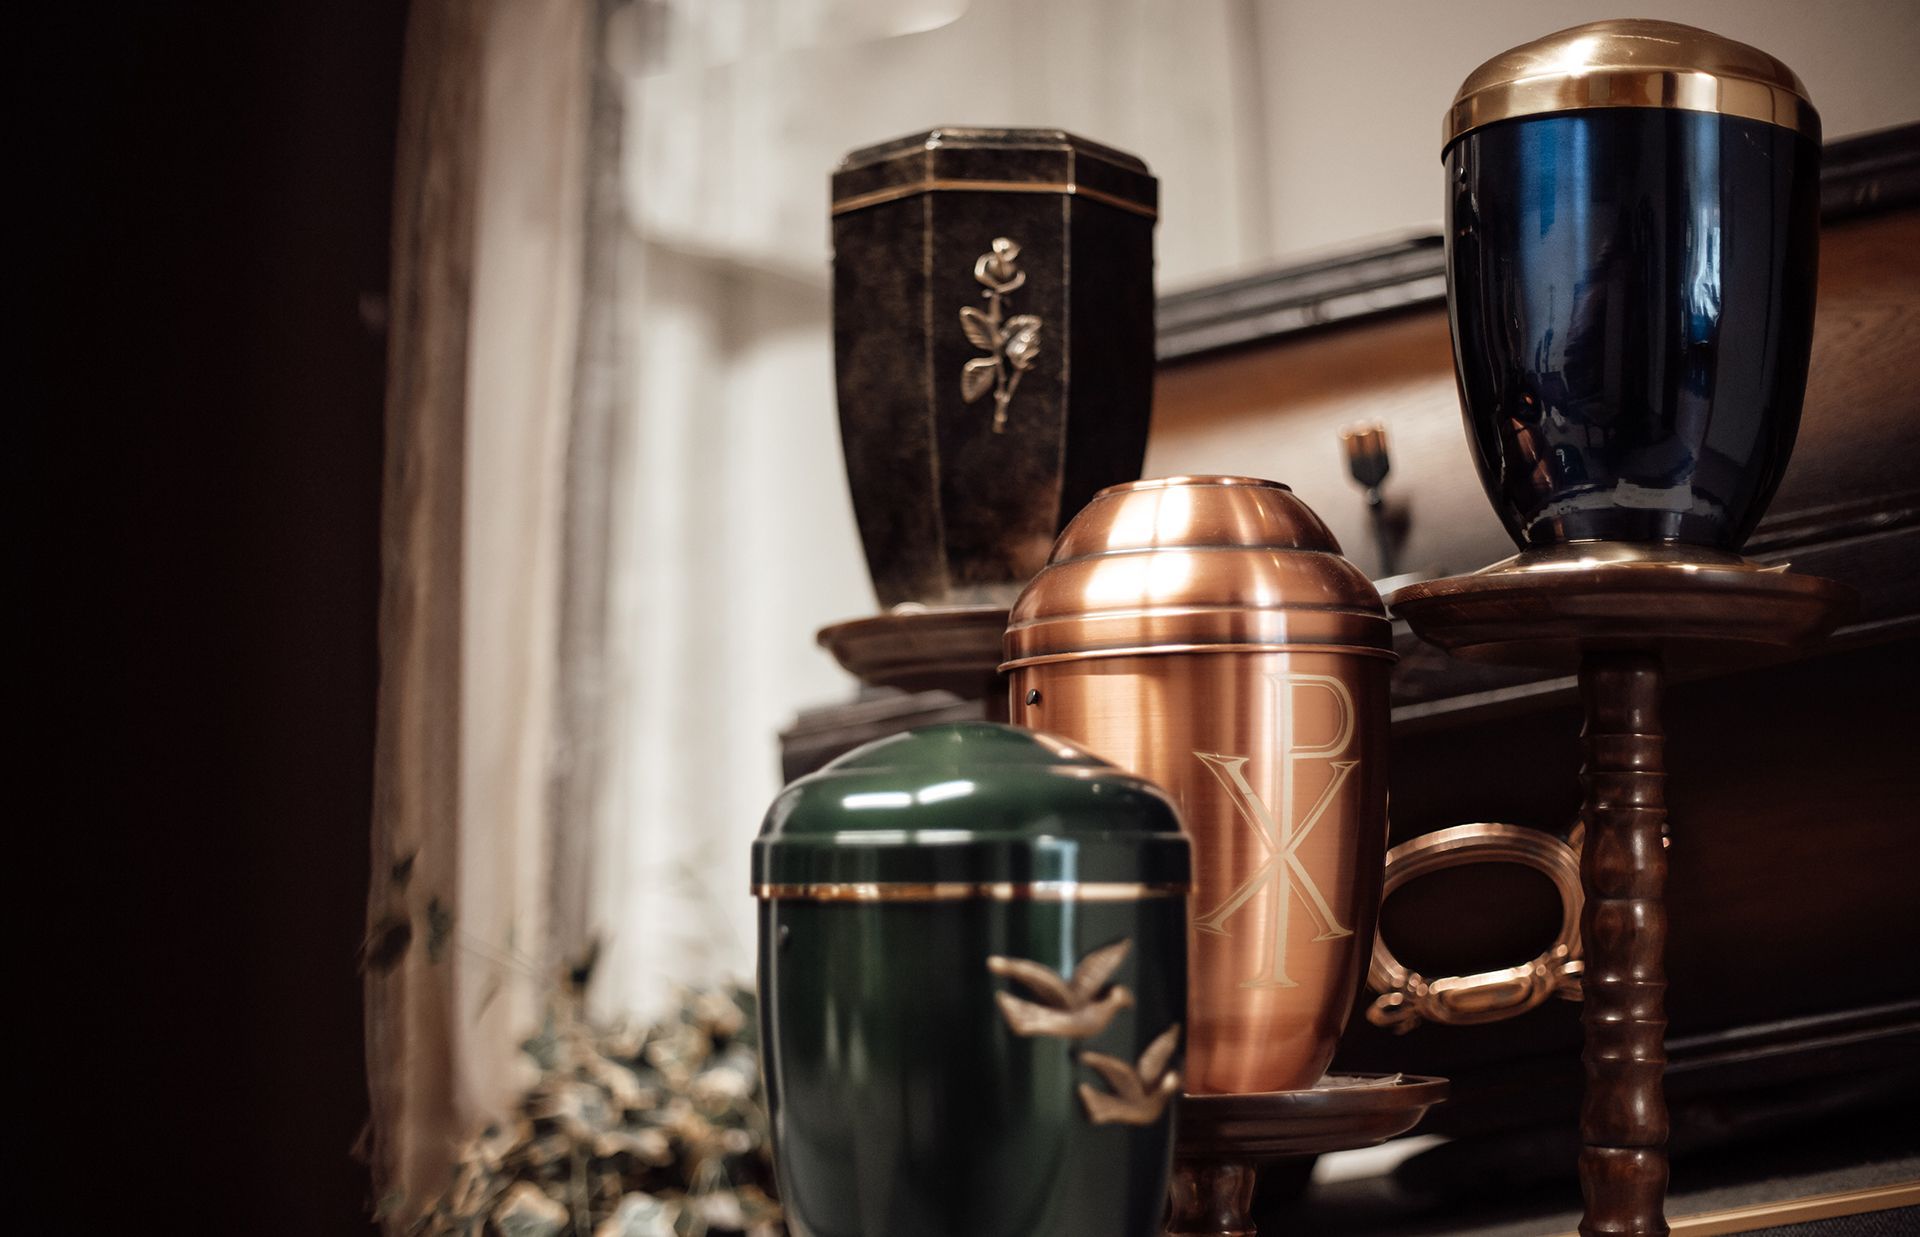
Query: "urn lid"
752 722 1189 895
832 127 1159 220
1444 19 1819 151
1002 476 1392 669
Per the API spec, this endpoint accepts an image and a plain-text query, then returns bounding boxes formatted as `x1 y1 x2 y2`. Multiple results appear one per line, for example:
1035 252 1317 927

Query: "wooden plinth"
1391 543 1854 1237
816 605 1009 714
1168 1075 1448 1236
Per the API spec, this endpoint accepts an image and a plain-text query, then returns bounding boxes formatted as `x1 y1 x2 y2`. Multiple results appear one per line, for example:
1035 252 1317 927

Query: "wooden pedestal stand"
816 605 1011 719
1390 544 1853 1237
1167 1075 1448 1236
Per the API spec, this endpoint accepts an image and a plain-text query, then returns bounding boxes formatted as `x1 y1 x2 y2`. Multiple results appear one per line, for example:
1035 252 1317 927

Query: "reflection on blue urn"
1444 19 1822 550
752 723 1190 1237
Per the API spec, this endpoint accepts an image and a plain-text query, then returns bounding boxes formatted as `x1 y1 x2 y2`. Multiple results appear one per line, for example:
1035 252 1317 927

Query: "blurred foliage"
411 985 784 1237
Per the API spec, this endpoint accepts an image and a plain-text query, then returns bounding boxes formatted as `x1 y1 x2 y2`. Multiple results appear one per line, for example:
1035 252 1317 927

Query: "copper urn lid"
1002 476 1392 669
1444 18 1819 149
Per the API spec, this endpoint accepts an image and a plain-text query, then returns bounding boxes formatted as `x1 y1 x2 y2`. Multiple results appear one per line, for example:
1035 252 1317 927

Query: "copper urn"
1003 476 1393 1094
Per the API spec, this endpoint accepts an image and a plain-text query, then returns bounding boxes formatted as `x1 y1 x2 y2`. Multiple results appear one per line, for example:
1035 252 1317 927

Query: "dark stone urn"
832 129 1158 608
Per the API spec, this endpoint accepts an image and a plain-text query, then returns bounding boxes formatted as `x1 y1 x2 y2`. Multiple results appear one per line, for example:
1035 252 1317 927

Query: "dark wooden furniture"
784 124 1920 1225
1392 553 1852 1235
1168 1076 1447 1237
1146 123 1920 1231
815 605 1010 715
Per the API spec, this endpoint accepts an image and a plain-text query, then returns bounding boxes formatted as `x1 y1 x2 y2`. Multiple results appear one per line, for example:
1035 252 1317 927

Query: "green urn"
753 723 1191 1237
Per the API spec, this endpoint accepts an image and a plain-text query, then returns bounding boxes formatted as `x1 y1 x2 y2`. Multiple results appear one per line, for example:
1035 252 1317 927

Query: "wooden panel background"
1146 199 1920 1147
1149 208 1920 653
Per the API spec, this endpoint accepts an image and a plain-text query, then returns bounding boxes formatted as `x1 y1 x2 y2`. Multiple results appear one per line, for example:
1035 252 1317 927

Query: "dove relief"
986 939 1135 1040
1079 1023 1183 1127
985 939 1184 1127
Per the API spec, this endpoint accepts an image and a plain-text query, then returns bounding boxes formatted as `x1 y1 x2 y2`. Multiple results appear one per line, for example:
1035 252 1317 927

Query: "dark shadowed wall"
24 4 408 1232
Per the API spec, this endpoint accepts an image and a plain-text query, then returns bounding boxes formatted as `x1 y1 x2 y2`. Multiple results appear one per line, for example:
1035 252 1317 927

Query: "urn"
1005 477 1394 1095
832 128 1158 608
753 722 1190 1237
1444 20 1821 551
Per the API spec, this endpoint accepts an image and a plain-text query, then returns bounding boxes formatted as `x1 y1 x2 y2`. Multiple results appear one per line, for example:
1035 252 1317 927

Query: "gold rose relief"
960 236 1043 433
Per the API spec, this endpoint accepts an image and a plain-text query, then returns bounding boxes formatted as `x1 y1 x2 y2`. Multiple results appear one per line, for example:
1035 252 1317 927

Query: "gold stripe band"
1445 73 1819 149
754 880 1187 903
1000 641 1399 672
832 179 1158 220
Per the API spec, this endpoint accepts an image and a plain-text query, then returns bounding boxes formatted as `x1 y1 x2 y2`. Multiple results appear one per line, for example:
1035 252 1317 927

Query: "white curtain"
584 0 1271 1022
367 0 592 1223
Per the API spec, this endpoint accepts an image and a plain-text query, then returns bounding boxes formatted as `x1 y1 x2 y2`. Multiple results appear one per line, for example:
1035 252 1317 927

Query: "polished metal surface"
1003 476 1393 668
1005 476 1392 1095
1446 30 1820 551
1368 822 1585 1032
1445 19 1819 149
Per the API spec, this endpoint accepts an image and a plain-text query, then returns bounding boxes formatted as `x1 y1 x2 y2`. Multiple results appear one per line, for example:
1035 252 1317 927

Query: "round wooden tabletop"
1175 1073 1450 1160
816 604 1009 698
1388 543 1855 671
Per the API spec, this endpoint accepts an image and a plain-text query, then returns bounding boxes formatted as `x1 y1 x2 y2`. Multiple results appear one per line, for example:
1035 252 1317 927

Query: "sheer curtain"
366 0 592 1223
582 0 1271 1023
368 0 1269 1218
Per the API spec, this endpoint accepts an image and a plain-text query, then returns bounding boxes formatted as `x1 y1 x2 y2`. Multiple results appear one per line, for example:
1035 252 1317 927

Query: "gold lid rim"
830 178 1159 220
1094 474 1292 498
753 880 1189 904
1001 641 1400 672
1444 20 1819 151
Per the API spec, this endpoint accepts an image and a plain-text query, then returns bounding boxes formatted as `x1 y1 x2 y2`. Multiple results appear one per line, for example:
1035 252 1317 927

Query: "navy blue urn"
1444 20 1821 551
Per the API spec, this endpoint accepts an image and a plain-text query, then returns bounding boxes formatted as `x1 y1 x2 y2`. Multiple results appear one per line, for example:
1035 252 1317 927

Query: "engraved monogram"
1193 673 1359 988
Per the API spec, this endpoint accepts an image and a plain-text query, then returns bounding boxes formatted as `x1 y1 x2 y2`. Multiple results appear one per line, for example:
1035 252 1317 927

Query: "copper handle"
1366 822 1585 1033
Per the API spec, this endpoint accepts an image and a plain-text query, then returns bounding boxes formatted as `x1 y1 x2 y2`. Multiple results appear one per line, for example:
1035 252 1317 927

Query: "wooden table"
1391 543 1852 1237
1168 1075 1448 1237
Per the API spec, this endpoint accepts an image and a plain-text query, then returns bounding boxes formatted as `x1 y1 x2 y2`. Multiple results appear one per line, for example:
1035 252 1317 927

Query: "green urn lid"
752 723 1190 898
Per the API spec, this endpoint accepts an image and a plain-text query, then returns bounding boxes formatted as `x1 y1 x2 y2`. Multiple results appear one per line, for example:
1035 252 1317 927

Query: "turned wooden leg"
1577 652 1670 1236
1166 1160 1257 1236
